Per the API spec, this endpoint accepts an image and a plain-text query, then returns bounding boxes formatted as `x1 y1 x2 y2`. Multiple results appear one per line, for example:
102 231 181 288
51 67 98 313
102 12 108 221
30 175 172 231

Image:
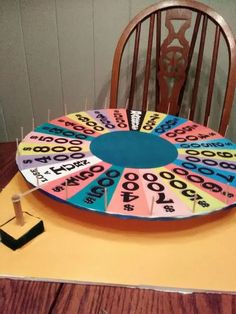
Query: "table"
1 111 236 313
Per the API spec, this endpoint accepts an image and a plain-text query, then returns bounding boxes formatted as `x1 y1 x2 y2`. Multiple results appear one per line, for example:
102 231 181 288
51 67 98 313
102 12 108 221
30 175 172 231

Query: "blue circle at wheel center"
90 131 178 168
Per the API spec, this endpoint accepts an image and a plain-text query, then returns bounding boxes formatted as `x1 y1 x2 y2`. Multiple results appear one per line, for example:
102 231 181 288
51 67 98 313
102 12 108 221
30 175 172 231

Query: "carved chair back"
109 0 236 135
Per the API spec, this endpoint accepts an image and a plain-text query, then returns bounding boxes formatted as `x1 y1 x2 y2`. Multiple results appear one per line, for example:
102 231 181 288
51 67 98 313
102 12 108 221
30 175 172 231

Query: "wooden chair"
109 0 236 135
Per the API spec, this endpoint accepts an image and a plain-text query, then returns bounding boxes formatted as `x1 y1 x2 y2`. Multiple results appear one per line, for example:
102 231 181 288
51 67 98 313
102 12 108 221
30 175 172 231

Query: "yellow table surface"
0 172 236 293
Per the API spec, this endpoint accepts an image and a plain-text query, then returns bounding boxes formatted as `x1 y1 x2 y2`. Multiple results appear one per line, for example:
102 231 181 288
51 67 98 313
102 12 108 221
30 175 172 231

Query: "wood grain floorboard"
0 279 61 314
51 284 236 314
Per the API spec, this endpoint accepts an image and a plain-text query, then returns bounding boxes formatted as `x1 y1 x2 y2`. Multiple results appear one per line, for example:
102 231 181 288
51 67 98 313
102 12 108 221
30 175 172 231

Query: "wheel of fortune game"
16 109 236 220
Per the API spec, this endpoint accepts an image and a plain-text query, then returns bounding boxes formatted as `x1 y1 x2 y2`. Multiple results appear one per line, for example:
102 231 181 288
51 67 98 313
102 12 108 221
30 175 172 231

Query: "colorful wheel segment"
16 109 236 220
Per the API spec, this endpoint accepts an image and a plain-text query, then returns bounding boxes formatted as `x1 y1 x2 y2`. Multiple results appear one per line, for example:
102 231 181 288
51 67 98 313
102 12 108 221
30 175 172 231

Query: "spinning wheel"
16 109 236 220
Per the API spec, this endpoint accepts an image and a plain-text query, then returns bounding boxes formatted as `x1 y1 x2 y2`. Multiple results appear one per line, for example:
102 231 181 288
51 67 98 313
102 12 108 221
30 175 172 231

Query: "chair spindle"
128 23 141 110
190 15 208 121
204 25 221 125
155 11 161 112
142 14 155 111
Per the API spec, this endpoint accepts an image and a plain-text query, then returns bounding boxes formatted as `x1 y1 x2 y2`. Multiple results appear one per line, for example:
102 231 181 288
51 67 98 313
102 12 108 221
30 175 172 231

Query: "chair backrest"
109 0 236 135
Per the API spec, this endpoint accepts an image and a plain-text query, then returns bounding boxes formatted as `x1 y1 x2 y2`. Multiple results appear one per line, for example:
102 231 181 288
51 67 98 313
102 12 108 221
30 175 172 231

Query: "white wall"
0 0 235 142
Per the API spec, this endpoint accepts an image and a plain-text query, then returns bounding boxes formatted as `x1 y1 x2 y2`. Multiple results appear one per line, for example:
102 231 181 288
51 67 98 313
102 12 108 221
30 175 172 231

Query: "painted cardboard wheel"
16 109 236 220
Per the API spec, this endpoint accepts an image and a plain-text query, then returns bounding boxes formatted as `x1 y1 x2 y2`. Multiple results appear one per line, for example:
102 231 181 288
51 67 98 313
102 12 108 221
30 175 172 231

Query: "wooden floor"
1 278 236 314
0 142 236 313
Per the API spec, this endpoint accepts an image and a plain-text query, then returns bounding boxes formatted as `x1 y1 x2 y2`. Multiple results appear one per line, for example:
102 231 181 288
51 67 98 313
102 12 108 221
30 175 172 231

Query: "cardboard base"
0 172 236 292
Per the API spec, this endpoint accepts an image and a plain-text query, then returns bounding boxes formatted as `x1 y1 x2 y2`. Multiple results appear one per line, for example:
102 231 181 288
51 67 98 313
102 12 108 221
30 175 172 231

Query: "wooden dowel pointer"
12 194 24 226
